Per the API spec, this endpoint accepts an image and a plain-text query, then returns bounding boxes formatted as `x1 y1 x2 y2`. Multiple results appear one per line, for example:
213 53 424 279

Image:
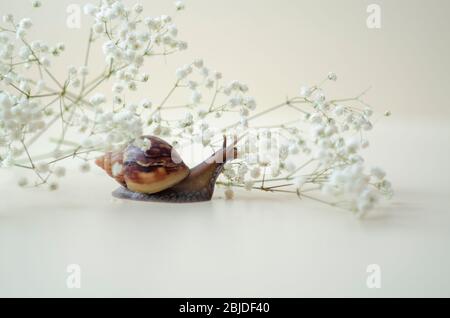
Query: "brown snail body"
95 135 237 203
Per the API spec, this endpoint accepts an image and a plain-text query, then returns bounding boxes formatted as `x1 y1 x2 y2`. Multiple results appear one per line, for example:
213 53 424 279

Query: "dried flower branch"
0 0 392 217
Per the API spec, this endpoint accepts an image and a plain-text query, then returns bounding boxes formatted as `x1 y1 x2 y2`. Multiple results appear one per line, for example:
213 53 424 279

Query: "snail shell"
95 136 190 194
96 135 237 202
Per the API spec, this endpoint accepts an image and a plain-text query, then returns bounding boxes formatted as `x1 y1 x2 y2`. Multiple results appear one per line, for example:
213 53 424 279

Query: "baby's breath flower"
300 86 312 97
294 176 307 189
327 72 337 81
174 1 185 11
18 177 28 187
133 4 143 14
54 166 66 178
190 91 202 104
19 18 33 29
83 3 98 16
224 187 234 200
250 167 261 179
371 167 386 180
31 1 42 8
80 162 90 173
89 93 106 106
36 162 49 173
0 0 389 217
244 180 254 191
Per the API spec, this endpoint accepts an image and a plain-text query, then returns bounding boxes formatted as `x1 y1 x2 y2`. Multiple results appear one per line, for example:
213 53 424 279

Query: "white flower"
54 166 66 177
284 161 296 173
288 145 299 155
237 164 248 176
250 167 261 179
300 86 312 97
40 57 50 67
177 41 188 50
345 137 360 154
333 105 345 116
0 154 14 168
36 162 49 173
133 4 143 14
19 18 33 29
175 67 187 80
187 80 198 90
294 176 307 189
89 93 106 106
371 167 386 180
0 93 12 108
18 177 28 187
190 91 202 104
71 78 81 88
79 66 89 76
32 1 42 8
80 162 90 173
35 80 45 92
134 138 151 151
193 58 203 68
244 180 254 191
102 41 115 55
327 72 337 81
93 22 105 34
49 182 58 191
67 65 77 76
83 3 98 15
56 42 65 51
174 0 185 11
168 25 178 37
140 99 152 109
356 188 379 217
364 107 373 117
224 187 234 200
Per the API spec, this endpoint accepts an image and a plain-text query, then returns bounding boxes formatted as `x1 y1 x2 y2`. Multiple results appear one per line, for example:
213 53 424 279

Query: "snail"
95 135 237 203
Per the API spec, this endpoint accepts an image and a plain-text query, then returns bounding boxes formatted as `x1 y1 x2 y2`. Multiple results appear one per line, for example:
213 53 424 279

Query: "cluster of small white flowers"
85 0 187 88
143 58 256 148
0 1 392 216
216 76 392 217
0 1 190 189
322 163 391 217
0 91 45 167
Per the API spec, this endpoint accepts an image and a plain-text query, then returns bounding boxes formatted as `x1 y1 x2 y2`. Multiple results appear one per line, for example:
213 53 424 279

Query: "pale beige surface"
1 0 450 297
1 119 450 297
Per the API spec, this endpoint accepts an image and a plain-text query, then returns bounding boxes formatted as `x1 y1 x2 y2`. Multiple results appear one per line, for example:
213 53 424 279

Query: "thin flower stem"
9 83 29 97
14 163 33 170
46 148 100 165
261 166 267 188
287 159 315 177
21 140 35 169
298 193 336 207
151 81 179 116
80 30 93 94
223 101 288 130
29 92 60 99
264 183 293 189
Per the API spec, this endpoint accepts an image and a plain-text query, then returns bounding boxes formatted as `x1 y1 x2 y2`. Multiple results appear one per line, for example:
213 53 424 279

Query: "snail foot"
112 186 212 203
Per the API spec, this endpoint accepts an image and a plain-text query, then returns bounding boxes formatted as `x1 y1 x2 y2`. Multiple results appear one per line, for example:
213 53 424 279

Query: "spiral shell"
95 136 190 194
